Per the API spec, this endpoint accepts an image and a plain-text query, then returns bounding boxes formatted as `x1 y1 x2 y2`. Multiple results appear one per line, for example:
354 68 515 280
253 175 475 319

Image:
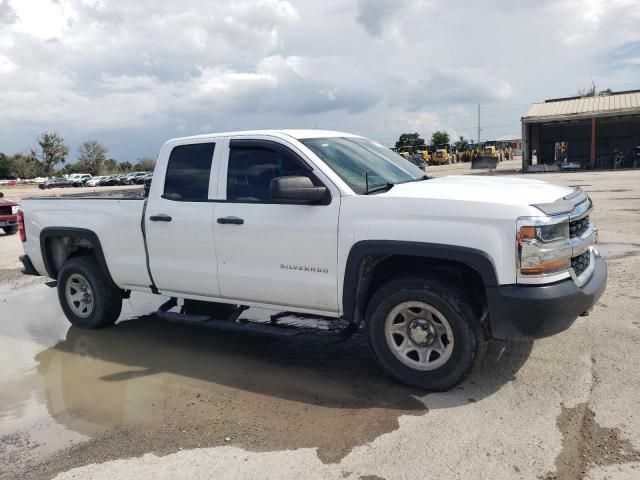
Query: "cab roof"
167 129 360 144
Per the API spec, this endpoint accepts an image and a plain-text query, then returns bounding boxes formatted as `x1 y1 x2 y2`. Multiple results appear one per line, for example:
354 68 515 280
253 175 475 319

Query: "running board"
155 298 358 343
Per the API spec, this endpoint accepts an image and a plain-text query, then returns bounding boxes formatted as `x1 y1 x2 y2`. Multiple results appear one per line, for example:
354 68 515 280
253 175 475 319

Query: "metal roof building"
522 90 640 171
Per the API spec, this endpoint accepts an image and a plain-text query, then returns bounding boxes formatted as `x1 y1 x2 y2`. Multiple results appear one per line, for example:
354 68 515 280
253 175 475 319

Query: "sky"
0 0 639 162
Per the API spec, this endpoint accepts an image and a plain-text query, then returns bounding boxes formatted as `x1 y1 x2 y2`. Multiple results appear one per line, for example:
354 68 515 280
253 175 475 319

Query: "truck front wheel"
366 275 485 391
57 256 122 329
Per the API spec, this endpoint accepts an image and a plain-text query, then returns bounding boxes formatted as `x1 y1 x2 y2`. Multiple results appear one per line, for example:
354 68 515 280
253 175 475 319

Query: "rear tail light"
17 210 26 242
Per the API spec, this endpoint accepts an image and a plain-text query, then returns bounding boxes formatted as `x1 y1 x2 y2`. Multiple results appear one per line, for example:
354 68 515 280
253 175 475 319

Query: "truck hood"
382 175 574 207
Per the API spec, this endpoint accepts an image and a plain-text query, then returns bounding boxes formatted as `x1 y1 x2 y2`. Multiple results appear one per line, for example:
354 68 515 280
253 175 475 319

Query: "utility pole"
477 104 481 144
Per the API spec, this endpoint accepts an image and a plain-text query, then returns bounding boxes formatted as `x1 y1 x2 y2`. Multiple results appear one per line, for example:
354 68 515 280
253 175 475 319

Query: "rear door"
212 137 341 314
145 140 222 297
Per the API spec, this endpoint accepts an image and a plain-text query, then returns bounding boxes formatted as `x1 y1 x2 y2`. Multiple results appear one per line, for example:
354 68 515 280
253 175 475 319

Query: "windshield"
300 137 425 194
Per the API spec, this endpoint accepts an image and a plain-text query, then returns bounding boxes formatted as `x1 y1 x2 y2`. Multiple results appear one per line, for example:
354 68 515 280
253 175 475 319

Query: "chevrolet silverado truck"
17 130 607 390
0 192 19 234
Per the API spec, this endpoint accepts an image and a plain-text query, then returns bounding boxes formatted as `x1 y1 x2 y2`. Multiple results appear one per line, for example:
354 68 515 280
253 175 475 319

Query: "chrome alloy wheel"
384 301 454 371
65 273 94 318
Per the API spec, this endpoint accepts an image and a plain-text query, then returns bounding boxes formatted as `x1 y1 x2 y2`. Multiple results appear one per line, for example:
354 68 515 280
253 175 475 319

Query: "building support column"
590 117 597 169
522 121 528 171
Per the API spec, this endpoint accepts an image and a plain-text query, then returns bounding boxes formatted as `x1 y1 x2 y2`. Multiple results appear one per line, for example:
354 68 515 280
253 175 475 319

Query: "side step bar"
156 298 358 344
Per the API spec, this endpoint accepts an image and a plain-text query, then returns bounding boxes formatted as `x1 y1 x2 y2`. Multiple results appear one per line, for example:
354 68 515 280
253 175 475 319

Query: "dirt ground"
1 170 640 480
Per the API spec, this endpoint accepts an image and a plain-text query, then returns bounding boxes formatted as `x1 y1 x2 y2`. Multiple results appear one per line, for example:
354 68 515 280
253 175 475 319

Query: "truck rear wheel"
57 256 122 329
365 274 485 391
2 226 18 235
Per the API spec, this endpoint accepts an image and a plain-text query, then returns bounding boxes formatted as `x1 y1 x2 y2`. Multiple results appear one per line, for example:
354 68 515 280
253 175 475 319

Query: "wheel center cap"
408 319 436 346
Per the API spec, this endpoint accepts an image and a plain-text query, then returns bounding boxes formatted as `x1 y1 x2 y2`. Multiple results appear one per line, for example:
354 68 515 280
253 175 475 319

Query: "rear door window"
163 143 215 201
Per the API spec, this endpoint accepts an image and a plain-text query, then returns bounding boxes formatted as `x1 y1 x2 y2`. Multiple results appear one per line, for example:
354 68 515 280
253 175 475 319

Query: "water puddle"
1 283 533 479
0 285 426 478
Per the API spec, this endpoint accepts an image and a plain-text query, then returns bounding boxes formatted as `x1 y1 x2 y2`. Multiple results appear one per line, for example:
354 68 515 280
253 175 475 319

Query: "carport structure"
522 90 640 171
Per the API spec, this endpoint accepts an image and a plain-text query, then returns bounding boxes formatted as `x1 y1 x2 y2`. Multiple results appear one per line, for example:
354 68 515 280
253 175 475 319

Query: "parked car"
113 174 127 185
98 175 119 186
17 129 607 391
0 179 17 186
0 191 19 235
118 172 143 185
86 176 106 187
38 177 70 189
69 174 92 187
113 174 129 185
130 172 150 185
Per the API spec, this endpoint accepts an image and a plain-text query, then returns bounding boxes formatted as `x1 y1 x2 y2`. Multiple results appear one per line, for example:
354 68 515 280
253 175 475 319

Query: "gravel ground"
1 169 639 480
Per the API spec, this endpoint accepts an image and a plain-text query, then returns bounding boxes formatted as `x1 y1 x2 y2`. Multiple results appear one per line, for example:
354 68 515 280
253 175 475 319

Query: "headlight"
517 217 571 276
11 205 19 214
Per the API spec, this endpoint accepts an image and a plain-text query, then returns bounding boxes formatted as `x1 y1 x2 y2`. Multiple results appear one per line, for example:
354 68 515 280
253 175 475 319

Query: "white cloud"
355 0 431 43
545 0 640 47
0 53 16 73
10 0 71 39
0 0 17 24
0 0 638 158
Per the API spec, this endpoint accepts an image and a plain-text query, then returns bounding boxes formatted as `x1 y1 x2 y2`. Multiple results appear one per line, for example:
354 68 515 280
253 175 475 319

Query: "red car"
0 192 19 235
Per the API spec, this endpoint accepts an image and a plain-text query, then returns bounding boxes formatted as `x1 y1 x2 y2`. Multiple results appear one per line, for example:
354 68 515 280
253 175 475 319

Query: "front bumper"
0 214 17 227
487 252 607 339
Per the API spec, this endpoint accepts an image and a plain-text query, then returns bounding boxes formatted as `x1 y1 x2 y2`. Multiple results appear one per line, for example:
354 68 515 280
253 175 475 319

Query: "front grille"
571 251 591 276
570 215 590 238
0 206 12 215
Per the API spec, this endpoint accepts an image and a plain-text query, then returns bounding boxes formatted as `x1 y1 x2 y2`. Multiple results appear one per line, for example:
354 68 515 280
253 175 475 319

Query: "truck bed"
21 194 152 291
27 187 145 200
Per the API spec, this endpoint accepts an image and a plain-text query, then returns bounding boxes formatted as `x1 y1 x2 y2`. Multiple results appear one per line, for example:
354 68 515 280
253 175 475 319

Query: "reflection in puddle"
2 286 532 478
34 314 425 464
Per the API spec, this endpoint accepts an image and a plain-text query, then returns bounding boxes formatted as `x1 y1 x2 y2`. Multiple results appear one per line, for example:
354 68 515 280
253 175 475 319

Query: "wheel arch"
40 227 118 288
343 240 498 324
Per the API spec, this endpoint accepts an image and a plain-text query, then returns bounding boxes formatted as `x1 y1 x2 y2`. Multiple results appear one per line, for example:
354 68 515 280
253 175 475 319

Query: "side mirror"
270 176 327 204
0 192 4 198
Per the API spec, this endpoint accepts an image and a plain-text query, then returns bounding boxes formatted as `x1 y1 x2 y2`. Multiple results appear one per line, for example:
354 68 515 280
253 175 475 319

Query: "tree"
0 153 11 179
578 79 612 98
454 135 469 151
118 161 133 173
61 163 85 175
395 133 426 151
431 131 450 147
104 158 118 173
32 132 69 175
10 152 44 179
77 140 108 175
134 157 156 172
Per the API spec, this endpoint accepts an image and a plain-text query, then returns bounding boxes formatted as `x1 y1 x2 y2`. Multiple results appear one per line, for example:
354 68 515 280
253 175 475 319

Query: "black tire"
183 299 237 319
366 274 486 391
2 226 18 235
57 256 122 329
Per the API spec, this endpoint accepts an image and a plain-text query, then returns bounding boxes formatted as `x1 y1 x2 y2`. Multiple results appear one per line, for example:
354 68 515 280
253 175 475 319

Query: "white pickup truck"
18 130 607 390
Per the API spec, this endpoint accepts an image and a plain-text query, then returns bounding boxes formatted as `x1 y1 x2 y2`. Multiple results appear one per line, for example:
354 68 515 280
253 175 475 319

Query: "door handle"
217 216 244 225
150 214 172 222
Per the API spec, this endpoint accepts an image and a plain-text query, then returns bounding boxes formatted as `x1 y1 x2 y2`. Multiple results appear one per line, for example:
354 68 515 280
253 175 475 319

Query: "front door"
213 138 340 314
145 141 221 297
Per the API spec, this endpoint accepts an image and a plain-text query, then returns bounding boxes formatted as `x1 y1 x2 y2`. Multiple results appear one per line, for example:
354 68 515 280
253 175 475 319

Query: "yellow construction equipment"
432 144 451 165
419 146 432 164
472 144 499 169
